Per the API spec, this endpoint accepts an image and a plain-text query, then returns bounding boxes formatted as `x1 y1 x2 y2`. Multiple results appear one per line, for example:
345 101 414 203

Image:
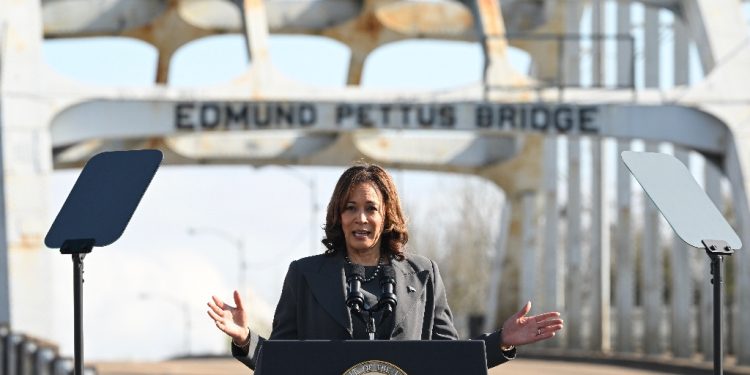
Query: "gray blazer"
233 252 514 369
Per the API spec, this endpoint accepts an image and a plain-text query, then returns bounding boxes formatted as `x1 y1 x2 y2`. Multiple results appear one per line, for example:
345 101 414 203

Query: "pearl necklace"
344 255 384 283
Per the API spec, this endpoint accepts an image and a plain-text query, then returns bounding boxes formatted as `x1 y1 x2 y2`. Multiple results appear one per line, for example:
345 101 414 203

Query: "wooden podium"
255 340 488 375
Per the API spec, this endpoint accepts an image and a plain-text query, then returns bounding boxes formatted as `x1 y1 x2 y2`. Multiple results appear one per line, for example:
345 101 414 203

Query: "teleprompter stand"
622 151 741 375
45 150 162 375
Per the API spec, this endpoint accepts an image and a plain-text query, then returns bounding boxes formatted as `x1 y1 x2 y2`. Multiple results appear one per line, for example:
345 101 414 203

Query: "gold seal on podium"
342 360 407 375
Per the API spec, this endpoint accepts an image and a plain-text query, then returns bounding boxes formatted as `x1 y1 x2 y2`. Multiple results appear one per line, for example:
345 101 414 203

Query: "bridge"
2 0 750 371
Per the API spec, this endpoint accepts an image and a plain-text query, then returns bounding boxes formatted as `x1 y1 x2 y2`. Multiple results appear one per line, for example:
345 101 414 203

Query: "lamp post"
139 293 191 356
276 166 320 255
187 227 247 295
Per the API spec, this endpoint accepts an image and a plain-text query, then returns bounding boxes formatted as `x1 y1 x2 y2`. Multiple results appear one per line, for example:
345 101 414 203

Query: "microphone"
378 265 397 319
345 264 365 313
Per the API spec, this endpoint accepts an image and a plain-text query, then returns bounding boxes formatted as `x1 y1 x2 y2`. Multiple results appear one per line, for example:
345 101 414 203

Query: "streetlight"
274 165 320 255
138 292 191 357
187 227 247 296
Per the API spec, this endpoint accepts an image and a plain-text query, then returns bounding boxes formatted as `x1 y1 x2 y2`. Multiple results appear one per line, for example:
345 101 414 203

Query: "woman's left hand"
501 301 563 346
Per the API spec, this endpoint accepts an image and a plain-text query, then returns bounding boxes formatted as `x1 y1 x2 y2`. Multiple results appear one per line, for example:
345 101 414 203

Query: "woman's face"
341 182 385 255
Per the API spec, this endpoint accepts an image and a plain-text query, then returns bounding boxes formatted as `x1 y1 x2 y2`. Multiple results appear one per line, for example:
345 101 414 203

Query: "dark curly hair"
321 163 408 260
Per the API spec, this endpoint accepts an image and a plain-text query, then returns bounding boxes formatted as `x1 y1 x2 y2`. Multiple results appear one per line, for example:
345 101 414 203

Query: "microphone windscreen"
382 265 396 279
351 264 365 277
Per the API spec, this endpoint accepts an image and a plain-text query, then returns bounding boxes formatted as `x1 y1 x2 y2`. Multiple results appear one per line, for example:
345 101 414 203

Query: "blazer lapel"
391 257 429 336
301 254 353 337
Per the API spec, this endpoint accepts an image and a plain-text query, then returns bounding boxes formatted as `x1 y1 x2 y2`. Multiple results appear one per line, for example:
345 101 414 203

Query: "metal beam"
615 139 634 353
0 20 10 327
565 135 583 349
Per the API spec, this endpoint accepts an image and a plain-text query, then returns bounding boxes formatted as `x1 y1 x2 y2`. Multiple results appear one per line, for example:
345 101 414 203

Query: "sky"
36 1 750 362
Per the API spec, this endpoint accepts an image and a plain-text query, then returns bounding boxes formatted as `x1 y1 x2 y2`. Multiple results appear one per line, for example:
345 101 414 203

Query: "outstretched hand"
501 301 563 346
207 290 249 344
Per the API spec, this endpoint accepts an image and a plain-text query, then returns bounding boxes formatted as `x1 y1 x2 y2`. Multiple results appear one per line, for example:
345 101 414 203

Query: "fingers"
207 310 230 334
207 300 227 317
535 323 564 341
538 318 564 328
533 311 561 322
211 295 228 309
207 308 223 323
515 301 531 318
234 290 245 311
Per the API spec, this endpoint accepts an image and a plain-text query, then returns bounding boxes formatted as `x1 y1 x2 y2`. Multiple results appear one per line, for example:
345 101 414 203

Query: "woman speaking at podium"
207 163 563 370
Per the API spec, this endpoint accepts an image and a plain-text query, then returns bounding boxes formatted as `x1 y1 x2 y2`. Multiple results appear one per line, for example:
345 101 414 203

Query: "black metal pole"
710 253 723 375
72 253 85 375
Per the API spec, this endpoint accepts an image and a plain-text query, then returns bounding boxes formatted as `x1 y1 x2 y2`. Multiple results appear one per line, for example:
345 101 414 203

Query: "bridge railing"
0 324 97 375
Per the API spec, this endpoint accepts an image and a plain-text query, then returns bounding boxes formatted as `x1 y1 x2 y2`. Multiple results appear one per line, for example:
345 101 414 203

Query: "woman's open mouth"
353 230 370 239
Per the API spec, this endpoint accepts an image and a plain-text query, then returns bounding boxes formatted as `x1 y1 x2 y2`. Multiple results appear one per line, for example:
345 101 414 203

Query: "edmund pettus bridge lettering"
174 102 600 134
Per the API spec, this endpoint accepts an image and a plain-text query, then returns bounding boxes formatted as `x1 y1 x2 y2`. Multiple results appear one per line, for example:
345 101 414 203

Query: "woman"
208 163 563 370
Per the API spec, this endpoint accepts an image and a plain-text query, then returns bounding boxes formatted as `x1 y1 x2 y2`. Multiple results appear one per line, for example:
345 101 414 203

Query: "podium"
255 340 488 375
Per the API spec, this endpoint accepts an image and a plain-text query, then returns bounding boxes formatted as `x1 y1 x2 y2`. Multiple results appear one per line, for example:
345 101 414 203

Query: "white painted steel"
590 136 610 352
670 149 694 358
673 16 690 86
564 1 582 86
542 136 560 348
565 136 583 349
50 102 732 157
615 139 635 353
483 201 511 334
725 140 750 365
644 7 660 88
617 0 632 88
591 0 604 86
0 21 9 326
519 192 537 306
641 143 663 356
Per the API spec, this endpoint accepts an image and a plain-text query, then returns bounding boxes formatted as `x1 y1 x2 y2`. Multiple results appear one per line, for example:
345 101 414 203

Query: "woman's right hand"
207 290 250 344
